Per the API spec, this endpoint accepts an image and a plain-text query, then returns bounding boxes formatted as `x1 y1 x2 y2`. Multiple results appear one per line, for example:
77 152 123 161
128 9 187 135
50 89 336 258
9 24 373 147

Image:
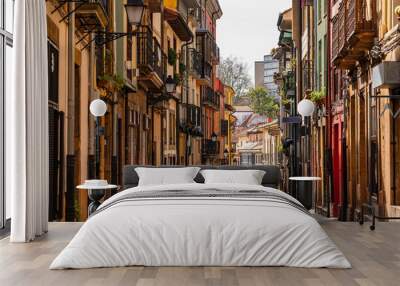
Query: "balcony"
75 0 109 31
196 29 215 86
196 29 213 64
202 139 220 156
212 42 220 65
187 104 201 127
201 86 220 110
198 60 212 86
179 103 202 136
137 26 166 92
332 0 376 69
188 48 203 78
164 0 193 41
283 71 295 98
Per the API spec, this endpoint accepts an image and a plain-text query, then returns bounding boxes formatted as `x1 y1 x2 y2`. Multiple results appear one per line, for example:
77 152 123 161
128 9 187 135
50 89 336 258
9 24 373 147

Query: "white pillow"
200 169 266 185
135 167 201 186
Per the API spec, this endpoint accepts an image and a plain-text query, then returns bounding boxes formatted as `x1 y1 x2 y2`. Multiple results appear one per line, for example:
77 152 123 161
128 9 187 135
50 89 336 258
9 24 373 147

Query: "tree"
218 56 252 98
248 87 280 119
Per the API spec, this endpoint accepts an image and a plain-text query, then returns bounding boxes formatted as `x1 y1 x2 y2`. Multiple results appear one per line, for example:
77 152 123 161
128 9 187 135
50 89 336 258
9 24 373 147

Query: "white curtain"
8 0 49 242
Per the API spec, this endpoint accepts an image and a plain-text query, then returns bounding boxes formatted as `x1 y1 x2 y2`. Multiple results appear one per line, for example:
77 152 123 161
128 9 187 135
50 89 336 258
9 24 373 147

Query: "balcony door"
0 0 14 231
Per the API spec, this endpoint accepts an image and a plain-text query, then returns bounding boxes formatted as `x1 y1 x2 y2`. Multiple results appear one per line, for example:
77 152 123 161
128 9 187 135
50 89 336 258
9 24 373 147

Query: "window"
264 69 275 76
1 0 14 230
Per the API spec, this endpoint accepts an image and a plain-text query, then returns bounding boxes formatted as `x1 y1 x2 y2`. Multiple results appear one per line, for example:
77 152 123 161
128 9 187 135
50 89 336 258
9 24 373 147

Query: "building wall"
254 62 265 88
376 0 400 217
254 55 279 96
46 1 94 221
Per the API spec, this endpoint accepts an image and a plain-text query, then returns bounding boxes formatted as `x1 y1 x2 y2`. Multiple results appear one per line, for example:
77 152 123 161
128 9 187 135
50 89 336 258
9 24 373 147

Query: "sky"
217 0 292 83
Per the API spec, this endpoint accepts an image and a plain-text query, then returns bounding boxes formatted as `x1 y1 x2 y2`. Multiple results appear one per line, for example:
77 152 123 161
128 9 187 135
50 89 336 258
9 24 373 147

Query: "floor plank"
0 220 399 286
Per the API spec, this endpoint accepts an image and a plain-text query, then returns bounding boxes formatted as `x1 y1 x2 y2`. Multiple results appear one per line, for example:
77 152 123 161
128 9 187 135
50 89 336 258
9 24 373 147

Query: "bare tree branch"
218 56 252 98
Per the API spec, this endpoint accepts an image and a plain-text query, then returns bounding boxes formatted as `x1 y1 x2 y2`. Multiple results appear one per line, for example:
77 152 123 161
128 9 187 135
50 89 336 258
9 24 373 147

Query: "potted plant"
98 74 126 94
174 73 182 87
281 98 293 110
310 87 326 107
168 48 177 66
97 74 114 91
179 62 186 75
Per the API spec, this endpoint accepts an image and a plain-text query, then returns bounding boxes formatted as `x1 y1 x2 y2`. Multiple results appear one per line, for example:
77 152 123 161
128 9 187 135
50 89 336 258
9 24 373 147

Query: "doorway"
48 41 63 221
392 90 400 206
332 122 342 217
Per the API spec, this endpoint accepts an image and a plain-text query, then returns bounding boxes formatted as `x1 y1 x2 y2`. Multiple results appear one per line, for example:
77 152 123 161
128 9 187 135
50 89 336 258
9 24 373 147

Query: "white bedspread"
50 183 351 269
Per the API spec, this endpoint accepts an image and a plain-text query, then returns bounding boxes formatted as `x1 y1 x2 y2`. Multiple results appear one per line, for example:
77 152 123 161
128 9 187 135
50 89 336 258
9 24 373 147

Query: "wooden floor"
0 219 399 286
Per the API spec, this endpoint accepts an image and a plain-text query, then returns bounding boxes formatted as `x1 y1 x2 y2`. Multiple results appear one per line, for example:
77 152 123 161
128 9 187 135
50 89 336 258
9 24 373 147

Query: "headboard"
122 165 281 190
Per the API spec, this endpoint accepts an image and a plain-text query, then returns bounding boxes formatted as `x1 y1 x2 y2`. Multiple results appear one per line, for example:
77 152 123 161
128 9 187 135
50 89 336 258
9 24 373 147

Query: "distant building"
254 55 279 96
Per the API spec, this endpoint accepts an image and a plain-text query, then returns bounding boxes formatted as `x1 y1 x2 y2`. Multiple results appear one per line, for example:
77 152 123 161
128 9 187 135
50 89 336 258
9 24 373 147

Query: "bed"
50 165 350 269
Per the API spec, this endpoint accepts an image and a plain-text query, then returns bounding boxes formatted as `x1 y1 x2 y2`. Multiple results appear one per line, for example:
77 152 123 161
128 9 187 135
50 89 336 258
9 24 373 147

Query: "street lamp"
78 0 146 50
223 148 229 165
211 132 218 142
90 99 107 117
297 99 315 117
297 98 315 177
224 149 229 158
165 75 176 94
125 0 145 27
90 99 107 178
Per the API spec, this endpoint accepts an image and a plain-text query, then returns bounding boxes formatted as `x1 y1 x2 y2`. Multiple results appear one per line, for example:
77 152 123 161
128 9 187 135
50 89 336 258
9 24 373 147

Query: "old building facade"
45 0 224 222
278 0 400 221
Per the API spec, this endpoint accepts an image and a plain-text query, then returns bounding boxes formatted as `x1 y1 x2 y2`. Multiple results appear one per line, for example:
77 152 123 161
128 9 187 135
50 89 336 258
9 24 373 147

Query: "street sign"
282 116 302 124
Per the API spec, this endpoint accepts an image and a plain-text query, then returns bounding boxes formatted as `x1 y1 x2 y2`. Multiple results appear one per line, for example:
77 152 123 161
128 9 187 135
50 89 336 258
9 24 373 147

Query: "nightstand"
77 184 118 215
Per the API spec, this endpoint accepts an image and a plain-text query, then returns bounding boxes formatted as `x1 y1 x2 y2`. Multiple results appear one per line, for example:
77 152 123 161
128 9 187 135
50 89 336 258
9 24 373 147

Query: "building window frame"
0 0 14 231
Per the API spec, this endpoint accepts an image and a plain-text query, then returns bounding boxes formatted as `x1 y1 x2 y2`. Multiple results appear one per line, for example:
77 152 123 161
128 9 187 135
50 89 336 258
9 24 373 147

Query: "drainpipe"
66 2 76 222
88 33 96 179
161 2 165 165
181 19 194 166
292 0 302 194
306 3 312 177
326 0 332 217
112 1 118 180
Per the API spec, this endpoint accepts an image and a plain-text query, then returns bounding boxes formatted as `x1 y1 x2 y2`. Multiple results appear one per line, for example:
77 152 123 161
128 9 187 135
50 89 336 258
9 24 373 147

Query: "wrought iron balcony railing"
212 43 220 64
187 104 201 127
332 0 376 66
202 139 220 156
179 103 203 136
201 61 212 83
201 86 220 109
188 48 203 77
137 26 166 84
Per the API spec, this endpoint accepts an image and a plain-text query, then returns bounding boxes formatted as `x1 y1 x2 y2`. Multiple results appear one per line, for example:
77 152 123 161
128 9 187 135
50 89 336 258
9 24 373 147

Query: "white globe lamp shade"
297 99 315 117
90 99 107 117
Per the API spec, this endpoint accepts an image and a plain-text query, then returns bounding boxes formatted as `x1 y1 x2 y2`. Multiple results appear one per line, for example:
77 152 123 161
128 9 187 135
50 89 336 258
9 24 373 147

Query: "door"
74 64 81 186
332 123 341 217
368 91 378 203
393 92 400 205
48 42 61 221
